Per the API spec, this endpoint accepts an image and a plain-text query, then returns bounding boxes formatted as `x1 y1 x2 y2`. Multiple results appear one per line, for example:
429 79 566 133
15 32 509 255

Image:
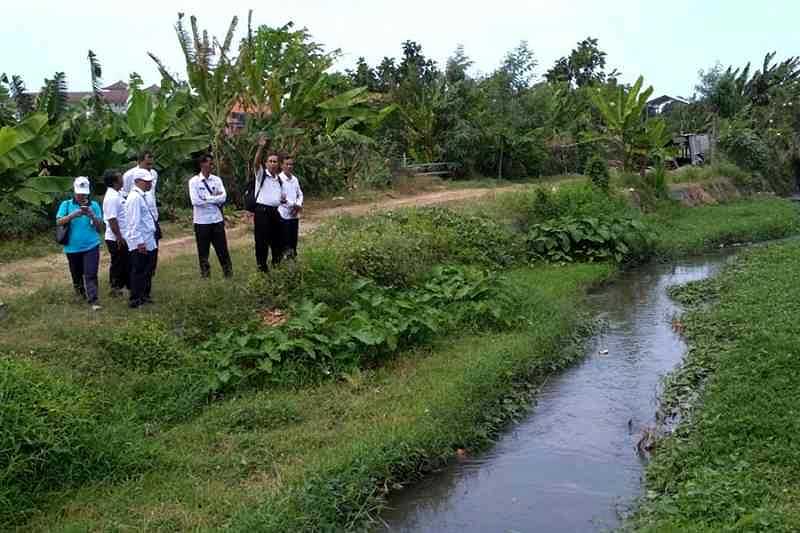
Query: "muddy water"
379 255 733 533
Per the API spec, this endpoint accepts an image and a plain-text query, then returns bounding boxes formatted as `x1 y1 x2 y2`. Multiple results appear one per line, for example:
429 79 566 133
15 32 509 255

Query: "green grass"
644 197 800 257
634 241 800 532
12 264 613 531
0 233 60 264
667 161 752 185
2 192 799 530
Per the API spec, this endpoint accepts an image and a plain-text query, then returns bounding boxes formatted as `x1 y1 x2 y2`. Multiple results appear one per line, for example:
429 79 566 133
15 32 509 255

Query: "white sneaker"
91 304 103 311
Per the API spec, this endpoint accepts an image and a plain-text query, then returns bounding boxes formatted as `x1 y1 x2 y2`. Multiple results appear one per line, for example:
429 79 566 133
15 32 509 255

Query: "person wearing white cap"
55 176 104 311
122 150 161 271
124 168 158 308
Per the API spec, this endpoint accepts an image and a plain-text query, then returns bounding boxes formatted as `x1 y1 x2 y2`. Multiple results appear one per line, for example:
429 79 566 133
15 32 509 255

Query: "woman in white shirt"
102 169 128 296
279 156 304 259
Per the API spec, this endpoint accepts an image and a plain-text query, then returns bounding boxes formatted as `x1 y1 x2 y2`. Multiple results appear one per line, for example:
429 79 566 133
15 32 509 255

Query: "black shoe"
129 300 143 309
142 296 154 305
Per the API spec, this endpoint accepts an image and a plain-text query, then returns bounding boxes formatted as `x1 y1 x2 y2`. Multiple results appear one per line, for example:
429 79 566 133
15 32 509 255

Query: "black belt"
255 204 279 211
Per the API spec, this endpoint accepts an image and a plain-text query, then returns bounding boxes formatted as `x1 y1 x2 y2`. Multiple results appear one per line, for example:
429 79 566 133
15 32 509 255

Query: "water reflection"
380 255 732 533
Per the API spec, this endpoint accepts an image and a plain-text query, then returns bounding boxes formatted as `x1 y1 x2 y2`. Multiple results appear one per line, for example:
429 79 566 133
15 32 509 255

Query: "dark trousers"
281 218 299 259
254 205 284 271
105 240 129 290
66 245 100 304
194 221 232 277
129 249 156 306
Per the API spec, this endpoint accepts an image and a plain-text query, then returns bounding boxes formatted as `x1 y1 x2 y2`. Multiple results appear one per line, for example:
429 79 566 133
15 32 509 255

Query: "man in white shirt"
251 138 286 272
189 154 232 278
102 169 128 296
122 150 161 272
278 156 304 259
124 168 158 308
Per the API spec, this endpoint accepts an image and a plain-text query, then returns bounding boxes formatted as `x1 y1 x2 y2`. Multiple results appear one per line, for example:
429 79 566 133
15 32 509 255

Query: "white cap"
132 168 153 182
73 176 91 194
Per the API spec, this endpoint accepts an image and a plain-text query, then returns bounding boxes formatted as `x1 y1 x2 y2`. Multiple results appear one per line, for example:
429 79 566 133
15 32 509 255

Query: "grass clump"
635 241 800 532
0 357 152 525
645 197 800 258
101 319 189 372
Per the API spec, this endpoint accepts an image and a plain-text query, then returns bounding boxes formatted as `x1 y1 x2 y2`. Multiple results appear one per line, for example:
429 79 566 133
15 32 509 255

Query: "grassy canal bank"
634 240 800 532
1 185 799 531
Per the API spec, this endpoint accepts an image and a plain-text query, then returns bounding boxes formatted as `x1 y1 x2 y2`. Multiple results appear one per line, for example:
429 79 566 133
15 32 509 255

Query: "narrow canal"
380 253 733 532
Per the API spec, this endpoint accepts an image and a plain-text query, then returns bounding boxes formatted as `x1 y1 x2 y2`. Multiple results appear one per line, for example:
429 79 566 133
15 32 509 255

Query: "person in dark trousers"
251 136 286 272
122 150 161 273
189 154 232 278
124 169 158 308
56 177 104 311
102 169 128 296
278 155 304 259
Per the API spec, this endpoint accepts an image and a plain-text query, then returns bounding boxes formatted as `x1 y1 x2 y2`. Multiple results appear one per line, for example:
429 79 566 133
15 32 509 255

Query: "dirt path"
0 185 525 299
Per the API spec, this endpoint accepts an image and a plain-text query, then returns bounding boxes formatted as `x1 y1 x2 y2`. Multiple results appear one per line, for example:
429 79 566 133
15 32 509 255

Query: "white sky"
5 0 799 97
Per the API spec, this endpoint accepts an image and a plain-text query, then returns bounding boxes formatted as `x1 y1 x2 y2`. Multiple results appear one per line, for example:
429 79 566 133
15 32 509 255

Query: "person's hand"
257 135 267 147
137 243 147 253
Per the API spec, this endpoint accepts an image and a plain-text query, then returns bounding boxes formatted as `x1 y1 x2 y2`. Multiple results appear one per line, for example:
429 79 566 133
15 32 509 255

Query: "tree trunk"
497 139 504 180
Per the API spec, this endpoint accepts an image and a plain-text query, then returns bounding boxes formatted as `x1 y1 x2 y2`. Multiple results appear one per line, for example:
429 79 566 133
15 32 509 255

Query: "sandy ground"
0 185 522 299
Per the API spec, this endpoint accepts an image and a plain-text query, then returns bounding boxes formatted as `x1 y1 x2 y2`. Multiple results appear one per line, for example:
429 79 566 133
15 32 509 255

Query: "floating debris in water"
599 349 609 356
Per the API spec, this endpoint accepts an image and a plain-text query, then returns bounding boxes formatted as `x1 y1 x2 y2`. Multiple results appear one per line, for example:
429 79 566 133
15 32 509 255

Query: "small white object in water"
599 349 609 356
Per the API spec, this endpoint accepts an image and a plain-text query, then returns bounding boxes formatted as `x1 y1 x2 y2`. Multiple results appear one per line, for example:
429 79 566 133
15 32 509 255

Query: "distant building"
56 81 160 113
647 94 690 116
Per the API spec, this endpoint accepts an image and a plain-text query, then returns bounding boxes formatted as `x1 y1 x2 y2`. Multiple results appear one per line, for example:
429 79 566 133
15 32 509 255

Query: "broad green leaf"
22 176 72 193
14 187 51 205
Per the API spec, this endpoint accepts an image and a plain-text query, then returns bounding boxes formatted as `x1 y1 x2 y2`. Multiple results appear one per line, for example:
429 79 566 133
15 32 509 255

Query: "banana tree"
589 76 653 170
0 113 71 214
149 13 243 176
113 83 209 172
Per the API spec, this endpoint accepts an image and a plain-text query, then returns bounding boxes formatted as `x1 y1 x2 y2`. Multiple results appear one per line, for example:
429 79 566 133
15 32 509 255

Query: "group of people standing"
55 140 304 310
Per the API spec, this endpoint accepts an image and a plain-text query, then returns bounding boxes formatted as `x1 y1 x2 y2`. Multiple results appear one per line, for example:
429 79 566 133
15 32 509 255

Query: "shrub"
526 216 653 264
719 125 769 175
0 205 50 240
203 266 517 392
585 156 610 192
500 183 635 229
100 320 187 371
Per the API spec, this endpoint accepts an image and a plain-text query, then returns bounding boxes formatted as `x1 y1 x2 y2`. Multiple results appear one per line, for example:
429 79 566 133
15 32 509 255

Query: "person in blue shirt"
56 176 104 310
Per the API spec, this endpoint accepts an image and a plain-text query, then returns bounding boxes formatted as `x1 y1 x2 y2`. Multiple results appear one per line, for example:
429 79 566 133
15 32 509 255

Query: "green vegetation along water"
1 190 798 531
634 240 800 532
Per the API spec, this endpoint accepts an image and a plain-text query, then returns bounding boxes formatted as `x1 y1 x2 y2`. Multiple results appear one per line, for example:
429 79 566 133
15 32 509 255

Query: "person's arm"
214 178 227 205
295 179 304 208
121 170 132 197
189 179 212 206
89 202 104 232
126 196 146 252
56 201 81 226
109 218 123 242
252 136 266 176
104 197 124 243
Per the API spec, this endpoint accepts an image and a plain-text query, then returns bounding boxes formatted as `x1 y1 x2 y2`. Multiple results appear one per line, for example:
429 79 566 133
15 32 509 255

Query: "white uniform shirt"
124 186 158 252
278 173 304 220
122 166 159 221
254 168 283 207
189 173 226 225
102 187 127 242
